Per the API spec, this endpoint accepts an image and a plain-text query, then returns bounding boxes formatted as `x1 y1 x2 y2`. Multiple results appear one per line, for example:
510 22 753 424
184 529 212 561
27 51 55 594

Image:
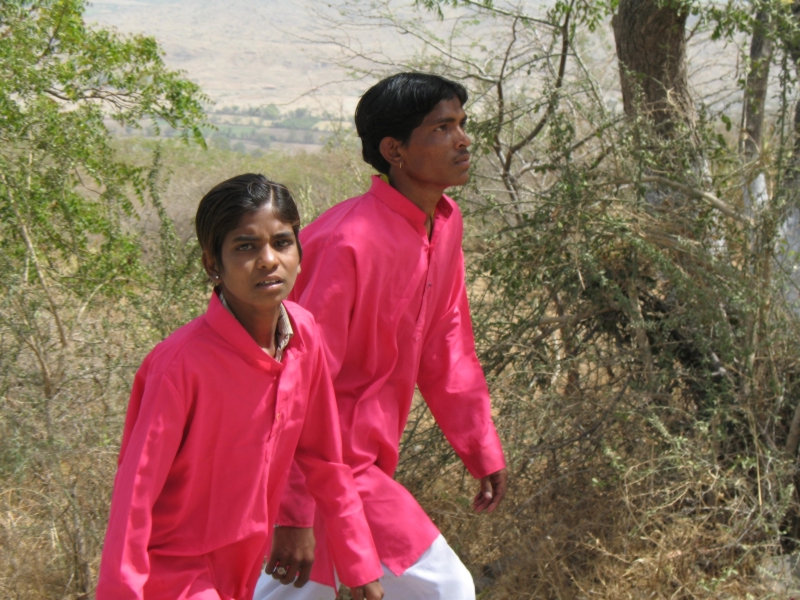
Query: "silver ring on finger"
276 566 287 576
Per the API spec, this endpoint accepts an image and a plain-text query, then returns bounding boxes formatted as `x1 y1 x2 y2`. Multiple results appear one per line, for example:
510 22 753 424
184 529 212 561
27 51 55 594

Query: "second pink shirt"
279 176 506 585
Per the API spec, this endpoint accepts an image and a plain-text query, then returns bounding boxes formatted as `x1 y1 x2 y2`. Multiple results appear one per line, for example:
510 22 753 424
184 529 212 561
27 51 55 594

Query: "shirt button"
275 412 281 420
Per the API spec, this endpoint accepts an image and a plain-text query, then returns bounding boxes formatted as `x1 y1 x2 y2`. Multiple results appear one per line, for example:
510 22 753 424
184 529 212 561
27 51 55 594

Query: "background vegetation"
116 105 340 155
4 0 800 598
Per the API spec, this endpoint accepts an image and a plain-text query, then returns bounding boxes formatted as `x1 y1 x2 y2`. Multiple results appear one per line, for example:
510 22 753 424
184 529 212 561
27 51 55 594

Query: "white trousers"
252 534 475 600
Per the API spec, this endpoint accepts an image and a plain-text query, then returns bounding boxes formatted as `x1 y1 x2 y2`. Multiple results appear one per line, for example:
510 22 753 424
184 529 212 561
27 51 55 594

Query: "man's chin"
444 174 470 189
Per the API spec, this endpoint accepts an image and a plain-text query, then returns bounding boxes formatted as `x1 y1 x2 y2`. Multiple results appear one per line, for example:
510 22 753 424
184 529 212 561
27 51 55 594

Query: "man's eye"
236 244 253 251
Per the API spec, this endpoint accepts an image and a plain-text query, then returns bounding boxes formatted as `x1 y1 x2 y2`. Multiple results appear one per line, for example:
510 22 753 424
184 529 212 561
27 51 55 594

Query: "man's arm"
416 248 507 510
289 238 358 380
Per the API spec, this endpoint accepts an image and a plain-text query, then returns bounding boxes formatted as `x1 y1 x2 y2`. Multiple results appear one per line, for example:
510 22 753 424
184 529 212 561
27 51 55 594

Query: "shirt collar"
212 290 294 363
275 304 294 360
369 175 454 226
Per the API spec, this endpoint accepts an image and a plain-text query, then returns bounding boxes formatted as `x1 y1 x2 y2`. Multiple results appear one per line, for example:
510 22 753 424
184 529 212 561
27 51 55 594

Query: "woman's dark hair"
355 72 468 175
195 173 302 270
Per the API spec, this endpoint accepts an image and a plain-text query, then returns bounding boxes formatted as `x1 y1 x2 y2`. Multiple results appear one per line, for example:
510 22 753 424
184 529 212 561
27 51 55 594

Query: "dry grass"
4 139 800 599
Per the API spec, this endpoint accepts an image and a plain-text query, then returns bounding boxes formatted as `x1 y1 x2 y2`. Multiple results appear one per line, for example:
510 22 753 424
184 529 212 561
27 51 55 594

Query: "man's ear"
202 251 221 283
379 136 404 170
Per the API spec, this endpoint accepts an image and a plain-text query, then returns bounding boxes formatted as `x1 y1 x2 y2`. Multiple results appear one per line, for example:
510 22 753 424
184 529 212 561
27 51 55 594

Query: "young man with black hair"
254 72 508 600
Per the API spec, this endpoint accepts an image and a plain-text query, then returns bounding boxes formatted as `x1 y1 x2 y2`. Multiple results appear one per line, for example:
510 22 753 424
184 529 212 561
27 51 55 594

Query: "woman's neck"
219 290 280 355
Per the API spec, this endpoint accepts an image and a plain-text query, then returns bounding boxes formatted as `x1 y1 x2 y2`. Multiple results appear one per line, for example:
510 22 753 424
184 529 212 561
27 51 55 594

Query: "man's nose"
458 126 471 148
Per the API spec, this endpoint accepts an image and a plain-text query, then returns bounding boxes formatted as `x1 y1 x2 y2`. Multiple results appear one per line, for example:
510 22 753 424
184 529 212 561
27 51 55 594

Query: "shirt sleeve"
278 240 358 526
290 239 357 380
416 248 506 479
275 463 314 527
291 336 382 588
96 361 188 600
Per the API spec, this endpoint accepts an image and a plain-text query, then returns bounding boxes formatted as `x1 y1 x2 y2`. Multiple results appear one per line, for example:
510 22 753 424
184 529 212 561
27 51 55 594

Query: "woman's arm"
96 367 187 599
288 335 382 589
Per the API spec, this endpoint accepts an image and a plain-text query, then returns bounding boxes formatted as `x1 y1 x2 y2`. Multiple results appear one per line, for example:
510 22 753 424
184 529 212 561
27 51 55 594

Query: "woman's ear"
201 251 221 283
379 136 404 171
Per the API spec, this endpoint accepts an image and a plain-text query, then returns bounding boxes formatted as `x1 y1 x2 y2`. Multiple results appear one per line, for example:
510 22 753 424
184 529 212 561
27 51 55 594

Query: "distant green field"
111 105 343 153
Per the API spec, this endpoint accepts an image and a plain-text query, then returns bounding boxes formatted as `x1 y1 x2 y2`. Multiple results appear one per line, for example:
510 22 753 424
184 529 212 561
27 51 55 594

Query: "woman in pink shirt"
96 174 383 600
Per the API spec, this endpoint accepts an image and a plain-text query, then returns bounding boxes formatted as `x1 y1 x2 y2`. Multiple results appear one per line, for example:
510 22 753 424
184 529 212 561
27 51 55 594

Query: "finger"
278 562 296 585
473 492 491 511
473 492 490 512
293 561 312 588
485 492 502 512
473 479 493 512
270 560 295 584
367 584 384 600
265 553 278 575
269 560 285 580
486 475 508 513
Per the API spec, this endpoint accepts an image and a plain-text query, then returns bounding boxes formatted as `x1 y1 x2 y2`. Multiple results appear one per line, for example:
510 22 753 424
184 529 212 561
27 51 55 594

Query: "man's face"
397 97 471 190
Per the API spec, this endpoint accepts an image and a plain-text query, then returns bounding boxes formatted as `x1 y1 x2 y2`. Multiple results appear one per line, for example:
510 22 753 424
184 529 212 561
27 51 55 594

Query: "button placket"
268 381 286 445
414 221 441 338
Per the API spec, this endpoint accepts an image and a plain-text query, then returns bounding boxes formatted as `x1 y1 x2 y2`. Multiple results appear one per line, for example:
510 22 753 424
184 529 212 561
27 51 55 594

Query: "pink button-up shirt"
97 293 381 599
279 176 506 584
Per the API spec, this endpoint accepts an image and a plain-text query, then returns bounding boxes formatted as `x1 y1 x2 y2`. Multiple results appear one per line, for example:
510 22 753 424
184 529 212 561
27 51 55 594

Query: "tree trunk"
779 2 800 314
788 2 800 173
742 9 773 220
740 9 775 401
612 0 693 136
744 10 773 161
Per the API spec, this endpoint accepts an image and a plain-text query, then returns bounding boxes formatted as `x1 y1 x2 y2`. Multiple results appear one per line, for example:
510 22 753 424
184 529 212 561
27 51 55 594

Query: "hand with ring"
265 526 316 587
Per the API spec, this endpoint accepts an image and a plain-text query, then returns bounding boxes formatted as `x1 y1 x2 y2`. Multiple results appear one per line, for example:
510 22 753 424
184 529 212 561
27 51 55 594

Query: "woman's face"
205 205 300 316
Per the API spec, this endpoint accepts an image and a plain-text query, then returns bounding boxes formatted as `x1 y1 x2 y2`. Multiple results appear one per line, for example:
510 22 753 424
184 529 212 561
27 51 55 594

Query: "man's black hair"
354 72 468 175
195 173 302 271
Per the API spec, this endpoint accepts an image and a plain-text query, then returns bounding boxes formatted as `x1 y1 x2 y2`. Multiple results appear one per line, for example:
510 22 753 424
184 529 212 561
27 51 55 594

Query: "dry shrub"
0 142 378 598
0 265 139 592
0 152 200 597
393 106 800 598
0 290 165 598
